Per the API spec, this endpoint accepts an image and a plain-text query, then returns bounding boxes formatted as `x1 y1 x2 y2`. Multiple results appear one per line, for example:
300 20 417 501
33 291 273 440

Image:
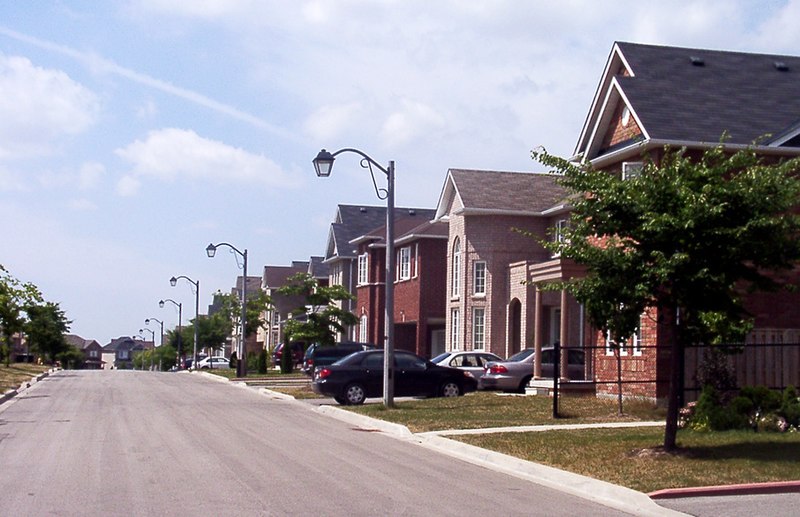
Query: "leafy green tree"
58 345 85 369
277 273 358 348
194 313 230 356
165 326 195 354
25 301 71 364
0 265 42 365
213 290 272 340
534 144 800 451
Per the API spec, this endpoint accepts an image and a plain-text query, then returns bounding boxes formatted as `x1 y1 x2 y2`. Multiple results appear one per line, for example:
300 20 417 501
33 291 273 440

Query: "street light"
171 275 200 372
139 327 155 370
206 242 248 378
145 317 164 371
313 147 396 408
160 298 183 368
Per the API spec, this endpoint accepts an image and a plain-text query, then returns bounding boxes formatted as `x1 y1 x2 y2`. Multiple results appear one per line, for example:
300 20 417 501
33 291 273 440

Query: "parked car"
479 347 585 393
196 356 231 370
431 351 502 378
301 341 376 376
272 342 305 368
311 350 478 405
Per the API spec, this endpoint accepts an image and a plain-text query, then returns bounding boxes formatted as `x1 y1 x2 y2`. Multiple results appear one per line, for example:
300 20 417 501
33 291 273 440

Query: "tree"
534 144 800 451
193 313 230 356
213 290 272 340
277 273 358 348
0 265 42 365
25 301 71 364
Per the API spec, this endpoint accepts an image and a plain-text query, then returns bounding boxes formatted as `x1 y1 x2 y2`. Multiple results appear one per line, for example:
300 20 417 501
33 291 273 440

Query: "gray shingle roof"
616 42 800 146
449 169 567 213
326 204 436 260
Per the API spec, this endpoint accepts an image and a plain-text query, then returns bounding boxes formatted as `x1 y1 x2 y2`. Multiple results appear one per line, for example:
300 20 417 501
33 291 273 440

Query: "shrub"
280 344 293 373
257 349 268 374
779 386 800 427
229 352 237 369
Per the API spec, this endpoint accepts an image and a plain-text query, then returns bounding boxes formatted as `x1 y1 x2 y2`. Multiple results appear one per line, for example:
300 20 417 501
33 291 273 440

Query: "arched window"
451 237 461 297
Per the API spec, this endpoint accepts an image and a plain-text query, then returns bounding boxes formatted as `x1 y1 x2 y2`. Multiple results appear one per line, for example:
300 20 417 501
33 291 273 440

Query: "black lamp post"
206 242 248 378
171 275 200 372
145 317 164 371
313 148 396 408
138 327 155 370
160 298 183 367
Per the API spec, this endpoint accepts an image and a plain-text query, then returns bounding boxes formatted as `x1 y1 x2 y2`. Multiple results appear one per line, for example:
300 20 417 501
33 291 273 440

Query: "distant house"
352 214 448 357
232 275 264 358
65 334 103 369
103 336 152 369
260 261 311 352
322 204 435 342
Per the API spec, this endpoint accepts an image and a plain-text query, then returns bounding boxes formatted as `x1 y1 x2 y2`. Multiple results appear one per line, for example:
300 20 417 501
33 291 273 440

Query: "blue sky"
1 0 798 345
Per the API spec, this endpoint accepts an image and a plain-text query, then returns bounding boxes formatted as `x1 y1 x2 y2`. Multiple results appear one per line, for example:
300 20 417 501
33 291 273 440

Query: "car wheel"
343 383 366 405
333 395 346 405
517 375 532 394
441 381 461 397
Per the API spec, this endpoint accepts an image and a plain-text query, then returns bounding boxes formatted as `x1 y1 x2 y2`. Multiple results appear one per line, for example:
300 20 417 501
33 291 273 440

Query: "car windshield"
430 353 450 363
507 349 535 362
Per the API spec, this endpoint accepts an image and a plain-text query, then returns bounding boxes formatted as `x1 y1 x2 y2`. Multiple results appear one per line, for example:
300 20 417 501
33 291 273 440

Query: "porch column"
533 285 543 379
560 289 569 380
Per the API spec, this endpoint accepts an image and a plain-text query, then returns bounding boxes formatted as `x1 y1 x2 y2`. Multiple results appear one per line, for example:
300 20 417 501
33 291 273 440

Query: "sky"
2 0 799 345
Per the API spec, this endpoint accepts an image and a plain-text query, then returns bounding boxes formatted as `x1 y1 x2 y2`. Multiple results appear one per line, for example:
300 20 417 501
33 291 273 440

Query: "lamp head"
313 149 335 177
170 276 177 287
159 300 165 308
206 243 217 258
145 319 150 325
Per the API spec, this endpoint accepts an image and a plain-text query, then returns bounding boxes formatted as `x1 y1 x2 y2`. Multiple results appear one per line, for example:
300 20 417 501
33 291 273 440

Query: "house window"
119 350 129 360
359 314 368 342
451 238 461 298
473 261 486 296
89 350 98 358
399 247 411 280
622 162 643 180
357 253 368 285
450 308 460 350
605 319 641 356
472 308 485 350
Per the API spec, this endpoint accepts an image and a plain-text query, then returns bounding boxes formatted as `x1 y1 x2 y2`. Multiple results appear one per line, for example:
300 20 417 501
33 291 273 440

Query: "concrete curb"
649 480 800 499
313 404 416 439
0 368 55 407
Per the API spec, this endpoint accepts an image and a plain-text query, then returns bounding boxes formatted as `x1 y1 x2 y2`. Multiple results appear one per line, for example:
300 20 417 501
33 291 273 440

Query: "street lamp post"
145 317 164 371
313 148 396 408
160 298 183 368
171 275 200 372
139 327 155 370
206 242 248 378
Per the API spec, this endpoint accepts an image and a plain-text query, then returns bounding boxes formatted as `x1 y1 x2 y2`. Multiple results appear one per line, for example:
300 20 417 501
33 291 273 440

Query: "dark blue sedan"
311 350 478 405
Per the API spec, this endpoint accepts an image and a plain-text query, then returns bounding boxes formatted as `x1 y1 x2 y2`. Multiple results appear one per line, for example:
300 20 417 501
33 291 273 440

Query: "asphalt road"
0 370 634 516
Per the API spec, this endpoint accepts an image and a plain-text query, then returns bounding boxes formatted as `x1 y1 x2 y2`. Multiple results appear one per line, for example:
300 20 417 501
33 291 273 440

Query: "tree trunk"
663 329 682 451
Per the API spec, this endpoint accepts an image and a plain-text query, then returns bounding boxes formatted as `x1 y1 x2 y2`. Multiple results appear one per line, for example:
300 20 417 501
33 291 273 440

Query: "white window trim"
472 307 485 350
359 314 368 342
473 261 487 297
398 246 412 280
451 238 461 298
622 161 643 180
450 308 460 351
357 253 368 285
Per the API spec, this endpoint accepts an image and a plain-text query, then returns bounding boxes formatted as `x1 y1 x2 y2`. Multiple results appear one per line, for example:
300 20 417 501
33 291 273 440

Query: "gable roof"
324 204 435 261
262 262 309 289
575 42 800 166
434 169 567 220
65 334 101 350
351 212 447 248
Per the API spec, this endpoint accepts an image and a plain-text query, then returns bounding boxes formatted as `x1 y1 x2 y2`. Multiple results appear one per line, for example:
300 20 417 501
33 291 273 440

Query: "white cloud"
67 198 98 211
136 99 159 120
114 128 300 191
78 162 106 190
304 102 364 142
116 175 141 197
0 53 99 159
380 99 445 148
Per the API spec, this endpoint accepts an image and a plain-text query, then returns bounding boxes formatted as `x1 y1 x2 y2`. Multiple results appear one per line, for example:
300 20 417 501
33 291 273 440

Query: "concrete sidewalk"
226 377 800 516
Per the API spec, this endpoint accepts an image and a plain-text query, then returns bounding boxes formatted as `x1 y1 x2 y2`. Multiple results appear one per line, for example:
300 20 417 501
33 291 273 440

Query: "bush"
257 349 268 374
688 384 799 433
229 352 237 369
779 386 800 427
280 344 293 374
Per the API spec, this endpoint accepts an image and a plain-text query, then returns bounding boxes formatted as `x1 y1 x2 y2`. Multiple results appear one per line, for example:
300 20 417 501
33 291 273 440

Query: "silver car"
479 347 585 393
431 351 502 379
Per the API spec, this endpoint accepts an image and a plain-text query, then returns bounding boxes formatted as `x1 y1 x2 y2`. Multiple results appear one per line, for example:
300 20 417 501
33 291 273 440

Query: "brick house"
260 260 311 353
553 41 800 401
433 169 570 362
322 204 435 341
103 336 151 369
65 334 103 369
352 214 448 357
